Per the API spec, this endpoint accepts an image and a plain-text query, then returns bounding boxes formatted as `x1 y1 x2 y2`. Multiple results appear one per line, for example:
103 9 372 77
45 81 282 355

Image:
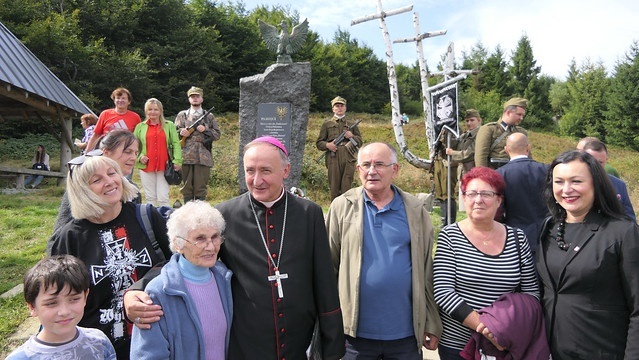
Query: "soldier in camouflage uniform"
474 97 528 169
316 96 363 200
175 86 221 203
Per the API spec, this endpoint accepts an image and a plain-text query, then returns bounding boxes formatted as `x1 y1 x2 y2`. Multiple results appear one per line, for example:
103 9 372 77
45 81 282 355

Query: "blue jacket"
130 254 233 360
608 174 636 222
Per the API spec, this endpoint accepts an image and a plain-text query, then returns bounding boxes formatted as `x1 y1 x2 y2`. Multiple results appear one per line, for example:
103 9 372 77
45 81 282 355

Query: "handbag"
32 163 47 170
164 143 181 185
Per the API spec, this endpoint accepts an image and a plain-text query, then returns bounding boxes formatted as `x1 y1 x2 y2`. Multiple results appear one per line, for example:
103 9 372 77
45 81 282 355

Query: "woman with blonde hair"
50 129 141 249
134 98 182 206
50 156 172 359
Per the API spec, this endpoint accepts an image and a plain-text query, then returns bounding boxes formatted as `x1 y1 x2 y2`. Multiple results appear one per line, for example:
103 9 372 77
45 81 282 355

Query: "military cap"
187 86 204 97
464 109 481 120
503 97 528 110
331 96 347 107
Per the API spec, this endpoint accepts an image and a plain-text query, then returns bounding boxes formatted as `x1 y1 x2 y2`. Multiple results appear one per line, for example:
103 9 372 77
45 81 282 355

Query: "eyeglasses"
177 235 224 249
463 191 499 200
67 149 103 179
358 162 396 171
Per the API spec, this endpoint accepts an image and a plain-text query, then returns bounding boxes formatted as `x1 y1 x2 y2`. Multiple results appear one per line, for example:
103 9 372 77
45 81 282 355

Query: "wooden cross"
268 268 289 298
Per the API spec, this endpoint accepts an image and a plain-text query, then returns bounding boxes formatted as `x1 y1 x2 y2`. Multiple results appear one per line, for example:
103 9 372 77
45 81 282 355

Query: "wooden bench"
0 165 66 189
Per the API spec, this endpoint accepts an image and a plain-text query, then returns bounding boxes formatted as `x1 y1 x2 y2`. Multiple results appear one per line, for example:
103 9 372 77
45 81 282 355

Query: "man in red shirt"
86 87 141 151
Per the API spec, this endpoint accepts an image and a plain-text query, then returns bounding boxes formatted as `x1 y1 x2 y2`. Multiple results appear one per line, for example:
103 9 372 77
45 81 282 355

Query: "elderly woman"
133 98 182 207
433 167 540 360
537 150 639 359
130 200 232 360
50 156 172 359
50 129 141 249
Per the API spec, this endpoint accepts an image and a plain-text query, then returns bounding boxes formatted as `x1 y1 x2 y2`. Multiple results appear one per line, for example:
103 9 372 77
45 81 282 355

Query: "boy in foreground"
7 255 115 359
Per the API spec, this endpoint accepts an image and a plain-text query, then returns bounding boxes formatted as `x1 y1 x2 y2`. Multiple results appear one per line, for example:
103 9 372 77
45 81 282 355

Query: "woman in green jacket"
134 98 182 206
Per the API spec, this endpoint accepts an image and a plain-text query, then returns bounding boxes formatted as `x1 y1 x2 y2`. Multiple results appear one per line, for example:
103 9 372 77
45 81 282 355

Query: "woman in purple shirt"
130 200 233 360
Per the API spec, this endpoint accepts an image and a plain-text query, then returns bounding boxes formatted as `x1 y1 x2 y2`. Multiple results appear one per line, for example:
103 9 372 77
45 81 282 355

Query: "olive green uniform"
316 116 363 200
474 122 527 169
448 126 480 177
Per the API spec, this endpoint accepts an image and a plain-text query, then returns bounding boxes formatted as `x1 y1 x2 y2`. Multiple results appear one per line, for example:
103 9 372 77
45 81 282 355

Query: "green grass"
0 189 62 356
1 113 639 357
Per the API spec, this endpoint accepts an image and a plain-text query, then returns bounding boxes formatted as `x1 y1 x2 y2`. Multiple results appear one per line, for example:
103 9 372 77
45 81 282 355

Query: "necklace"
248 191 289 298
555 218 569 251
474 226 495 246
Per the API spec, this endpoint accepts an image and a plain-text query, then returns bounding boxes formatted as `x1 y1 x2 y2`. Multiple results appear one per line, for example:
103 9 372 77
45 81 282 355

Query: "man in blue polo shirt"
326 142 442 359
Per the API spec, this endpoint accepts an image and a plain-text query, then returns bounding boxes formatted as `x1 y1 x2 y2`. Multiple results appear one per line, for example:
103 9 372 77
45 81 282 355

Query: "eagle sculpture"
258 18 309 63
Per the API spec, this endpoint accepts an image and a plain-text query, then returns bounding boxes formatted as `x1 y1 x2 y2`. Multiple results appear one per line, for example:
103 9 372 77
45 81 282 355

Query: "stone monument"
238 19 312 193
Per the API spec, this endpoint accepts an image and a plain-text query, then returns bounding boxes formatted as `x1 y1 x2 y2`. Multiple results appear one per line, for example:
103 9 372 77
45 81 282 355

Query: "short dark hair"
544 150 624 220
23 255 90 305
581 139 608 154
460 166 506 195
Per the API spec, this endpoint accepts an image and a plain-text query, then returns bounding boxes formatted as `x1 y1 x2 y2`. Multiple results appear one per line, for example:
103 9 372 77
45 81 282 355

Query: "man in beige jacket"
326 142 442 359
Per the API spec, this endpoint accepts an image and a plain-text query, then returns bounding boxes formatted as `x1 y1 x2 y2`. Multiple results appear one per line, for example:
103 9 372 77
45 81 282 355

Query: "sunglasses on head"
67 149 103 179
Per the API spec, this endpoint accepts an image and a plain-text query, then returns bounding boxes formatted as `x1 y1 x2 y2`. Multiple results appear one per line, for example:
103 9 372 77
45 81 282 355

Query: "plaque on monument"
256 103 292 152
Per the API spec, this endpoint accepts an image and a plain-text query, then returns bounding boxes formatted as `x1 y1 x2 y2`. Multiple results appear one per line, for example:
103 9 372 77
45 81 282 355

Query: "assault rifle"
316 119 362 163
179 106 215 147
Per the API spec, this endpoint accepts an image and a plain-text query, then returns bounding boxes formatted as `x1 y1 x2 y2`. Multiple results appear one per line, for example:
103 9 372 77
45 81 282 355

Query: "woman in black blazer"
537 150 639 359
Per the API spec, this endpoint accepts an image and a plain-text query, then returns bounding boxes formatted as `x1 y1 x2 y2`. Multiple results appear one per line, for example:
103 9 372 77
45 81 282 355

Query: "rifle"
316 119 362 163
179 106 215 147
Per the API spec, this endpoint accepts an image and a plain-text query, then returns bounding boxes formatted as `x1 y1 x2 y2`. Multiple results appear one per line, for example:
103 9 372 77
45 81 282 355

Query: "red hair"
460 166 505 195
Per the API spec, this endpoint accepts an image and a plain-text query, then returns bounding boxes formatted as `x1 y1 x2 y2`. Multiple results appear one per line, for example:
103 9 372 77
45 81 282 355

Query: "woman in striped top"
433 167 539 359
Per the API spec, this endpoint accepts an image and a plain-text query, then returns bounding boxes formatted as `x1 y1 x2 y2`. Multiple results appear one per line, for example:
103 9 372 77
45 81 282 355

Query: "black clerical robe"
216 192 345 360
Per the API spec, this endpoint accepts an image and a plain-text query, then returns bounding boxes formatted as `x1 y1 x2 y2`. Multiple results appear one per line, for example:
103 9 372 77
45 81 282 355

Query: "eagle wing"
287 18 309 53
258 19 280 52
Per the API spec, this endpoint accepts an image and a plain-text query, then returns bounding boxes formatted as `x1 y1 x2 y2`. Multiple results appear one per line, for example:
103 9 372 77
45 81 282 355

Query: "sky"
236 0 639 79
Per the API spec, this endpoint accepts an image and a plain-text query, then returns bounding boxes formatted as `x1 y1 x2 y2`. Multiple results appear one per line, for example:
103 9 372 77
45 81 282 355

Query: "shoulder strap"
489 125 510 152
511 226 523 292
135 203 166 261
514 227 522 272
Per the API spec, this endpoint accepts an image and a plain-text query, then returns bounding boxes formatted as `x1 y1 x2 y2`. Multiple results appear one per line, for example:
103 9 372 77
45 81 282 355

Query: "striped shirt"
433 223 539 350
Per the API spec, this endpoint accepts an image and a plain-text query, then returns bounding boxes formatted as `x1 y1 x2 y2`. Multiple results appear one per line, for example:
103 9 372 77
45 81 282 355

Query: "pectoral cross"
268 268 289 298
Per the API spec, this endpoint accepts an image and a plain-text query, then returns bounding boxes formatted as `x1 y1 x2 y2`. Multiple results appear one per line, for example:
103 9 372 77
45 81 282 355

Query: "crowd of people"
8 92 639 360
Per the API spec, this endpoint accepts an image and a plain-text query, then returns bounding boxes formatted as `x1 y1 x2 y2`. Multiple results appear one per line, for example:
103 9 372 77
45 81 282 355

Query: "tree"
395 62 422 115
605 41 639 150
483 46 511 97
309 29 387 113
560 61 610 139
523 75 555 130
508 35 540 97
460 42 487 92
